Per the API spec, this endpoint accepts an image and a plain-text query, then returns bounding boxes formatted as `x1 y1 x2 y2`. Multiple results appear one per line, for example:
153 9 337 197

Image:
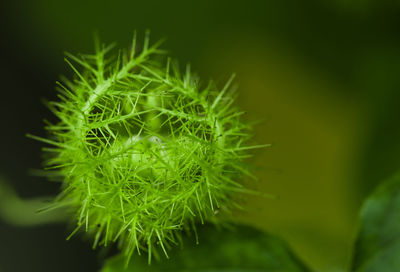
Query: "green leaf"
101 224 310 272
351 174 400 271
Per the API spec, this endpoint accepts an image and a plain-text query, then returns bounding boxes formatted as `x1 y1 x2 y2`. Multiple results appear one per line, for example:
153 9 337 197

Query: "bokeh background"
1 1 400 271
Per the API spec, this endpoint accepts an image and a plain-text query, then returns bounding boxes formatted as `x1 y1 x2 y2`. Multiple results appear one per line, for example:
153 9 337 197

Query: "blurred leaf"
0 176 67 226
356 90 400 202
101 224 310 272
351 174 400 271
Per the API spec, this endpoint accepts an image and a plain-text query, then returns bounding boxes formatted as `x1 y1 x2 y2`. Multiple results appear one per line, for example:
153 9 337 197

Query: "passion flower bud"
29 32 262 264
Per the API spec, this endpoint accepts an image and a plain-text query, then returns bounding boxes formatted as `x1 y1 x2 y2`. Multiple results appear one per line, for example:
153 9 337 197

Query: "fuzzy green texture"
30 32 260 263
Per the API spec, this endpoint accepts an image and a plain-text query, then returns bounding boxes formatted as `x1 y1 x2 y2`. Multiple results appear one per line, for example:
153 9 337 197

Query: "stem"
0 177 68 226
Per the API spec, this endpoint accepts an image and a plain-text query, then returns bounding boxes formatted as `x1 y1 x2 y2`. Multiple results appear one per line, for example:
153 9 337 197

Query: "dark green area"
101 224 310 272
352 174 400 271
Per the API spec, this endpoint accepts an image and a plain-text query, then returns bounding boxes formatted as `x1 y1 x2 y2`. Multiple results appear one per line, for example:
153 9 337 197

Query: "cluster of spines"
28 32 266 264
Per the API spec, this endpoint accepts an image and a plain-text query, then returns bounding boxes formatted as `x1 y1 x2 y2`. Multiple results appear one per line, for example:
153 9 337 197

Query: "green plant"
27 32 266 264
0 30 398 272
101 173 400 272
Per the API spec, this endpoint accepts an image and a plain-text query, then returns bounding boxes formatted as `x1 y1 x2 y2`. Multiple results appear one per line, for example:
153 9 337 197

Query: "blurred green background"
1 0 400 271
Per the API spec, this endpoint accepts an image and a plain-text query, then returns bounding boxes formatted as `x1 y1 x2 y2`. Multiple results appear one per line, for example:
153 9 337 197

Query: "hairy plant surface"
29 32 262 263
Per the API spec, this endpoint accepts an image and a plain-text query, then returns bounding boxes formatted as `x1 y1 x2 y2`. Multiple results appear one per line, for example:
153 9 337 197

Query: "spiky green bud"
30 32 262 264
